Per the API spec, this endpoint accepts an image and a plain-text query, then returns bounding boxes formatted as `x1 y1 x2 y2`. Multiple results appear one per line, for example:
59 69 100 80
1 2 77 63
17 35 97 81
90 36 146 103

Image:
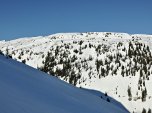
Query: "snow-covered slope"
0 54 129 113
1 32 152 113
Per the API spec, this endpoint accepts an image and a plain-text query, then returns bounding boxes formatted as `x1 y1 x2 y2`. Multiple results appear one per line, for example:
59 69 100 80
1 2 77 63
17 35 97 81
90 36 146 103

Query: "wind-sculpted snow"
0 55 129 113
1 32 152 112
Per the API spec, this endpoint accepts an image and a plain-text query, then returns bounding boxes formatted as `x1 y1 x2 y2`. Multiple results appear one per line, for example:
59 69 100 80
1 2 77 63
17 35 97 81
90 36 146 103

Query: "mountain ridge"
1 32 152 113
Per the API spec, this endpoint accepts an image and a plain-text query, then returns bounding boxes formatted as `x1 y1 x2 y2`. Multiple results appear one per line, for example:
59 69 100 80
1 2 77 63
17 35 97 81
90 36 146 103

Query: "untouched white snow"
0 55 129 113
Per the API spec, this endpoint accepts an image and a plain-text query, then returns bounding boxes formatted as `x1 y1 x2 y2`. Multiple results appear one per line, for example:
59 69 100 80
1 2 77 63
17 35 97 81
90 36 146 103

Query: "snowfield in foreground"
0 55 129 113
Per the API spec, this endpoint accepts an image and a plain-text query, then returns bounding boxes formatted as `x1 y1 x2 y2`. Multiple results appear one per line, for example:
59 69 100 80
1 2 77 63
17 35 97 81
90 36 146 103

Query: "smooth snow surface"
0 55 128 113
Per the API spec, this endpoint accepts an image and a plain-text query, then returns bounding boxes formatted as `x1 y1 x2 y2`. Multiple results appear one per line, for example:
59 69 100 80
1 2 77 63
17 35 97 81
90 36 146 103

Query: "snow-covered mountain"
1 32 152 113
0 54 129 113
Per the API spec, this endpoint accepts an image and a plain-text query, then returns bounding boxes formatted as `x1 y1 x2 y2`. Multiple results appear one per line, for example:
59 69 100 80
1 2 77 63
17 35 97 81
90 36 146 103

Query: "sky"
0 0 152 40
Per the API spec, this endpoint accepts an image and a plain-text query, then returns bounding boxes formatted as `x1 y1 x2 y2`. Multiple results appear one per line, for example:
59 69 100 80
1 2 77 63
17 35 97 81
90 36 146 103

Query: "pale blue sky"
0 0 152 40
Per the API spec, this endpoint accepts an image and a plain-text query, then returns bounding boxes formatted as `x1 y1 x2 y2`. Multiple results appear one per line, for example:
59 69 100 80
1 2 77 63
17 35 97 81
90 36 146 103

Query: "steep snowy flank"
0 54 128 113
1 32 152 113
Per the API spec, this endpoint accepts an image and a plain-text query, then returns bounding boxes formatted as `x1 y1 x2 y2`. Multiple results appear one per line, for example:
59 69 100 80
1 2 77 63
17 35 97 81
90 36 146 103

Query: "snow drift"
0 55 129 113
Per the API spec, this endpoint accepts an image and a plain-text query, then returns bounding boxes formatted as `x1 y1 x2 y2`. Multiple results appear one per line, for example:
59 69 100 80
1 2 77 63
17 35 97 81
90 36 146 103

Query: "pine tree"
101 68 105 77
142 88 147 102
106 98 110 102
0 50 4 55
140 70 143 77
142 108 146 113
148 108 151 113
40 51 56 76
96 59 100 73
127 86 132 101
